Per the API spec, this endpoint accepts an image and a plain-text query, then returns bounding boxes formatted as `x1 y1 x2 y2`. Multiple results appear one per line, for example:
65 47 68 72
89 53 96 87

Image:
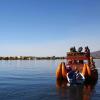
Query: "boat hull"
56 62 98 85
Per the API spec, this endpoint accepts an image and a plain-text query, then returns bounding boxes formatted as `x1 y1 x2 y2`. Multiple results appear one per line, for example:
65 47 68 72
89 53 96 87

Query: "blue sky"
0 0 100 56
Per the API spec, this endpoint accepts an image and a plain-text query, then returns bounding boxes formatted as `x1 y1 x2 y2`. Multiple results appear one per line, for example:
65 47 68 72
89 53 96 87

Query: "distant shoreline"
0 56 65 60
0 56 100 60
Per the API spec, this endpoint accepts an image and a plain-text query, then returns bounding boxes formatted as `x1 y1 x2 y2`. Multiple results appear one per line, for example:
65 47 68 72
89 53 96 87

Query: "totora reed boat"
56 47 98 86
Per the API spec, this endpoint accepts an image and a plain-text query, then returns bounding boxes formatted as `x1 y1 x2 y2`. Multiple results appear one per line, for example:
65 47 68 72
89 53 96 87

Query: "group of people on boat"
70 46 90 54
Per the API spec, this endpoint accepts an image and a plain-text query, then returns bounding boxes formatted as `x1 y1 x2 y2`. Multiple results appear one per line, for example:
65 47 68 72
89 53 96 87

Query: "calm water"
0 59 100 100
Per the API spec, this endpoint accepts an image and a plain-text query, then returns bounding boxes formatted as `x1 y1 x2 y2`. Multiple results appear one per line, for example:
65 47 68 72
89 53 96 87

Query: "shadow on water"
56 78 98 100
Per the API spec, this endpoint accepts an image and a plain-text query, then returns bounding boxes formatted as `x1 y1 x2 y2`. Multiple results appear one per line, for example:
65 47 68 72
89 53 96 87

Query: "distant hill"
91 51 100 58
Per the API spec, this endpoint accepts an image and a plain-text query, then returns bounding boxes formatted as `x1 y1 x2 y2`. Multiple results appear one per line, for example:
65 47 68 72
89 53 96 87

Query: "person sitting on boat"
66 67 77 84
70 46 77 52
85 46 90 56
78 47 83 52
78 47 84 64
66 66 85 84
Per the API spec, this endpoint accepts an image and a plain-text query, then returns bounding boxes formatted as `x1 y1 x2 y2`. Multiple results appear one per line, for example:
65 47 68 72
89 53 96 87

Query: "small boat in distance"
56 46 98 85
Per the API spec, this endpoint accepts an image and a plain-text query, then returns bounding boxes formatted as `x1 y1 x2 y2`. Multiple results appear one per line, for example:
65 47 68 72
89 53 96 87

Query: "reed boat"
56 47 98 85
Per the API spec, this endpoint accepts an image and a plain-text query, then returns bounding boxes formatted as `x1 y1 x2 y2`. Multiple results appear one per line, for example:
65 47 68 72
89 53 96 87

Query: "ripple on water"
0 60 99 100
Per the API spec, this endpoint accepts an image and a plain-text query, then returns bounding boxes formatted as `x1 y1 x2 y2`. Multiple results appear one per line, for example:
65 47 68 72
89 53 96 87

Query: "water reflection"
56 79 97 100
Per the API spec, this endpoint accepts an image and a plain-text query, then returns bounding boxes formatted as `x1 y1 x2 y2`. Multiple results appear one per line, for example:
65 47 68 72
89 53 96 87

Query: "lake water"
0 59 100 100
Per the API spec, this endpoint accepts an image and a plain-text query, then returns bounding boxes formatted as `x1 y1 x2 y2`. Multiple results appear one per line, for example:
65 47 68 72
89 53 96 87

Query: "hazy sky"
0 0 100 56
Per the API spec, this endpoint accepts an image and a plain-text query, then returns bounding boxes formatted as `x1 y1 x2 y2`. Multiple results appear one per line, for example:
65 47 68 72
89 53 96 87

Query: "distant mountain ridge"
91 50 100 58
